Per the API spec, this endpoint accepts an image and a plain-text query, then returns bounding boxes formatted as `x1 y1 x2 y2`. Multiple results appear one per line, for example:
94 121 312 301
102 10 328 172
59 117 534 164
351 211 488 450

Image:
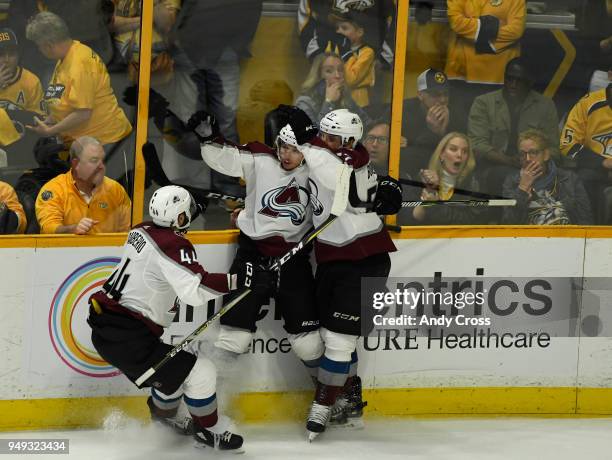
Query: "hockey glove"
122 86 169 121
372 176 403 215
475 15 499 54
287 107 318 145
231 261 277 292
186 110 219 143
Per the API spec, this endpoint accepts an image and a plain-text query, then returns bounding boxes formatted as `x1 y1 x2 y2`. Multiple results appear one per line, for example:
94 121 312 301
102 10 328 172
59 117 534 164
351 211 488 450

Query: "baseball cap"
0 28 18 51
416 68 449 93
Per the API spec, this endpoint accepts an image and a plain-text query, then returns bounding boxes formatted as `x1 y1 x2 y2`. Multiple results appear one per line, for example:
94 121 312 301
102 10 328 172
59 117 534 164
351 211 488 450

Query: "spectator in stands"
333 11 376 107
112 0 179 86
8 0 115 80
296 52 370 126
24 12 132 149
0 27 44 159
446 0 526 111
174 0 262 197
411 132 485 225
503 129 593 225
297 0 395 69
468 58 560 196
560 84 612 220
363 119 391 174
0 180 26 234
401 68 465 177
0 28 43 114
35 136 131 234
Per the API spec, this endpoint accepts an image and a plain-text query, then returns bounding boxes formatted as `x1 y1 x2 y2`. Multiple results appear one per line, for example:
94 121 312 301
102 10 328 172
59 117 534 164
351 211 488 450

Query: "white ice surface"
3 416 612 460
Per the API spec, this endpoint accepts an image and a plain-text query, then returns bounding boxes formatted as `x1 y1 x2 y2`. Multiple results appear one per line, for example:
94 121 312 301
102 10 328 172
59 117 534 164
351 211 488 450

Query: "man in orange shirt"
35 136 131 234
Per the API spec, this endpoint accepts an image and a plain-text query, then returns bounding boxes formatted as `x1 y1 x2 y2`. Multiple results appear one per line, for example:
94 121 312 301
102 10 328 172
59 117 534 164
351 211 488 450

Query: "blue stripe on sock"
151 388 182 403
183 394 217 408
350 351 358 365
320 356 350 374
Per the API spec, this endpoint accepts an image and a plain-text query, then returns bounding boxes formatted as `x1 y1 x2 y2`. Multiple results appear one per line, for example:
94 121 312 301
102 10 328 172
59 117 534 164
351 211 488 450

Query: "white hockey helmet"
277 124 298 147
319 109 363 146
149 185 195 231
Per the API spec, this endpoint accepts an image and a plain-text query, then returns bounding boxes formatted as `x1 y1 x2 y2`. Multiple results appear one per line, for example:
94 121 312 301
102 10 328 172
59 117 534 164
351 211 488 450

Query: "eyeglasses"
364 135 389 144
519 149 544 158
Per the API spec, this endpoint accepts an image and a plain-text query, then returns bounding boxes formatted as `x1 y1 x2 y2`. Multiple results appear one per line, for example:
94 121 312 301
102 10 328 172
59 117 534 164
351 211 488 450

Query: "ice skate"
193 427 244 453
306 401 331 442
147 396 194 435
329 376 367 429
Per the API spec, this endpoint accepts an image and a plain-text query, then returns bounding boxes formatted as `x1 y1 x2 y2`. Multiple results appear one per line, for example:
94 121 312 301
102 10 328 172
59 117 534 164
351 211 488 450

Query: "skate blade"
328 417 364 430
307 431 322 442
193 441 245 454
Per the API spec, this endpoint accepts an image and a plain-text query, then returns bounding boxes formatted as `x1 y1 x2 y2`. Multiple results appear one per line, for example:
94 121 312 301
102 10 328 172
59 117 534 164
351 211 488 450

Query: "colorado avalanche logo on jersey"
593 132 612 156
259 178 322 225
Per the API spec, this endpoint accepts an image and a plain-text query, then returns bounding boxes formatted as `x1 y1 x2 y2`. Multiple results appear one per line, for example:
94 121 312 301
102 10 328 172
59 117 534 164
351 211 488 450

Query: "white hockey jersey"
92 222 231 330
300 137 396 263
201 138 321 256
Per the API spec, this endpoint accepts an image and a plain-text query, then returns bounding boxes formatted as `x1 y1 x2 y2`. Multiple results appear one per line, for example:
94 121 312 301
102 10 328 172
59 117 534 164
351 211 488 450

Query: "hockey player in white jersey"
87 185 272 453
285 107 403 440
185 108 325 392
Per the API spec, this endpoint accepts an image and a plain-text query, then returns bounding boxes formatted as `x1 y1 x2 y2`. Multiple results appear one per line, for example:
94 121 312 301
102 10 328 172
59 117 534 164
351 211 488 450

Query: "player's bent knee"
183 357 217 399
152 386 183 400
320 327 357 362
288 330 324 361
214 326 253 354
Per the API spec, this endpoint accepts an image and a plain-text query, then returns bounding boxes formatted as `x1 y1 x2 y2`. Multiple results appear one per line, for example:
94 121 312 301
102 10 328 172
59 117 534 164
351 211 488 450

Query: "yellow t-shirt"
35 171 132 234
44 40 132 144
0 180 26 233
0 67 43 114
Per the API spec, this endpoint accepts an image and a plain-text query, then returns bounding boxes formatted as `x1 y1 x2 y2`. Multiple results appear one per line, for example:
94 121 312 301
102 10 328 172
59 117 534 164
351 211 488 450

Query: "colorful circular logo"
49 257 122 378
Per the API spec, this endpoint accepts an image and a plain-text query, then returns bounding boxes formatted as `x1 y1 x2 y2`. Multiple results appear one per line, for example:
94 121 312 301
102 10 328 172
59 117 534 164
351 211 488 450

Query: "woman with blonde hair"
412 131 485 224
295 52 369 125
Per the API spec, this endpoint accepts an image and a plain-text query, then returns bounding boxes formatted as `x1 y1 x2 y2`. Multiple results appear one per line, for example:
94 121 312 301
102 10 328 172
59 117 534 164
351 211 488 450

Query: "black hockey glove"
231 261 277 292
373 176 403 215
475 15 499 54
287 107 318 145
186 110 219 143
122 86 169 121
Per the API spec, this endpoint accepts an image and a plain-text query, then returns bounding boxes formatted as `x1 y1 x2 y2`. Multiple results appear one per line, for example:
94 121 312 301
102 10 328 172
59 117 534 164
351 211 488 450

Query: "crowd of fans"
0 0 610 236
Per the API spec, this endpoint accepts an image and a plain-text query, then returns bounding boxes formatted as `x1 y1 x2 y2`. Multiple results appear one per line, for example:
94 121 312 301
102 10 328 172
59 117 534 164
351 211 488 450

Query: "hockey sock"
184 393 218 429
315 355 350 405
302 356 322 383
348 350 358 378
150 387 182 417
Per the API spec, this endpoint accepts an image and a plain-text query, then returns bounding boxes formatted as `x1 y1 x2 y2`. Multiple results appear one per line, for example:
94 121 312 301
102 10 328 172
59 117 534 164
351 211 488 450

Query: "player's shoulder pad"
136 223 195 262
244 141 276 157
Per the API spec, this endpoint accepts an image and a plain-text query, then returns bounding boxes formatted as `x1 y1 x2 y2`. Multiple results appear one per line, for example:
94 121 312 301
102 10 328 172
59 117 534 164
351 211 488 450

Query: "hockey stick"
134 163 352 386
134 289 251 387
142 142 245 204
269 163 352 271
401 198 516 208
399 178 509 200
